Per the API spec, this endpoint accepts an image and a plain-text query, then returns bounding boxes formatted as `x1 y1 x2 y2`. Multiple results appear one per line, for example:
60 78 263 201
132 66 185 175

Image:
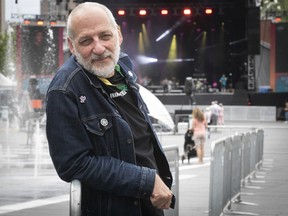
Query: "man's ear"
117 25 123 45
67 37 75 54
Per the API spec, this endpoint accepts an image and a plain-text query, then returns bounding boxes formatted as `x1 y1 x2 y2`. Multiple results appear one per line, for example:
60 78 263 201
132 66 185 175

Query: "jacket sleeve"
45 90 155 199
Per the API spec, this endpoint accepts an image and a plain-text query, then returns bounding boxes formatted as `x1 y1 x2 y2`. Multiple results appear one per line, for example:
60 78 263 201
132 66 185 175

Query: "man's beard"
74 43 120 78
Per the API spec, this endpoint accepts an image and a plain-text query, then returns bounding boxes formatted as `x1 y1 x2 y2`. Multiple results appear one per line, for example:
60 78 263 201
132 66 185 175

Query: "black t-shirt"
101 71 165 216
100 71 158 171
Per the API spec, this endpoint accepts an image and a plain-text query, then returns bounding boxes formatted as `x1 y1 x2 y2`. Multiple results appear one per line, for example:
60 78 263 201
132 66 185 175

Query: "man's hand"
150 174 173 209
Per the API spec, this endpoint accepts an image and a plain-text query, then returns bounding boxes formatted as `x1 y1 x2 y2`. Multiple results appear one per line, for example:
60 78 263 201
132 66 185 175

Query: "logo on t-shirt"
110 90 127 98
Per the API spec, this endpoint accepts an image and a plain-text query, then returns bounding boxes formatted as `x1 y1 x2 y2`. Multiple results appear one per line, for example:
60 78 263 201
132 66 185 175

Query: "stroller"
181 129 197 164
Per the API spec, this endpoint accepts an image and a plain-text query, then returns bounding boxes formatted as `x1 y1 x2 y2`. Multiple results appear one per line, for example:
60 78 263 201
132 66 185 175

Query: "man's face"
68 8 123 78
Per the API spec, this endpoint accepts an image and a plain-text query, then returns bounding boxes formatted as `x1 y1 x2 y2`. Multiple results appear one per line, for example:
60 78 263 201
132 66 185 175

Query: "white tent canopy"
0 74 16 89
139 85 174 131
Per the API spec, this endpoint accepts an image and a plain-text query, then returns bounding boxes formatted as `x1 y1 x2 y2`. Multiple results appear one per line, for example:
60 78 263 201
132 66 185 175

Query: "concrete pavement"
0 120 287 216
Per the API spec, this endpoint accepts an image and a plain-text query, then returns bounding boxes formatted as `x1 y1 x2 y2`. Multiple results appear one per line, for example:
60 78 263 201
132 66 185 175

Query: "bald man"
46 2 175 216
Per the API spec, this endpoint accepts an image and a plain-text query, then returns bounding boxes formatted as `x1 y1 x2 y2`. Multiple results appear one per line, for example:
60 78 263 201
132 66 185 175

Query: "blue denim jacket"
46 53 172 216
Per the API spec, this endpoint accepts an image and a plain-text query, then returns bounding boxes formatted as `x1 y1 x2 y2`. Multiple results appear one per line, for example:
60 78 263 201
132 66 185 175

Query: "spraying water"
0 23 63 176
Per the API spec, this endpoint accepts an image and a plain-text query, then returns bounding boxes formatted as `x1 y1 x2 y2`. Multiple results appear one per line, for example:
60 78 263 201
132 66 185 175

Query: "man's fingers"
150 193 172 209
161 199 172 209
150 174 174 209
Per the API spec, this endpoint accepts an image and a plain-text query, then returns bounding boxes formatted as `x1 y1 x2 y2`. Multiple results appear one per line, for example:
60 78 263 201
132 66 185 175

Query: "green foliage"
261 0 288 21
279 0 288 21
0 27 17 77
0 32 9 76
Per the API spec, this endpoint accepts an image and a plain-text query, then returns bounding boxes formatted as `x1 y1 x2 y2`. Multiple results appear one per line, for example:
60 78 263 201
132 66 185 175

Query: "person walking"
45 2 174 216
204 107 211 139
191 107 207 164
209 101 220 127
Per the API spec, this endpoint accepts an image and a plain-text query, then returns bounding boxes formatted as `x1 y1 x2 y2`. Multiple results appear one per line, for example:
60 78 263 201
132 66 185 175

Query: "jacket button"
127 138 132 144
133 200 139 206
100 118 108 127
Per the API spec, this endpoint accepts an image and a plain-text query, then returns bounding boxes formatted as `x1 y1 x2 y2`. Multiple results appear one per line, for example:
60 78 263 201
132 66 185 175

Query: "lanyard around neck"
98 64 127 91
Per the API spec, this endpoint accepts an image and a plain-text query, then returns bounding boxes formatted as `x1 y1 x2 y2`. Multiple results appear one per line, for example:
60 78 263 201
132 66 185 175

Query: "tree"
261 0 288 22
0 32 8 76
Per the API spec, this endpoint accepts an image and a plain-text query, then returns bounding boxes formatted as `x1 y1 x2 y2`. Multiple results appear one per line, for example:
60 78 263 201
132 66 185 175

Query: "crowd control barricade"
163 146 179 216
209 137 226 216
241 129 264 188
70 146 179 216
208 129 264 216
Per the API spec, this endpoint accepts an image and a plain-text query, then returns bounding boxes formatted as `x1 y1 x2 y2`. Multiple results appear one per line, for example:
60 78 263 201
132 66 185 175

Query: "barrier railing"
163 146 179 216
208 129 264 216
70 146 179 216
70 179 81 216
167 105 276 122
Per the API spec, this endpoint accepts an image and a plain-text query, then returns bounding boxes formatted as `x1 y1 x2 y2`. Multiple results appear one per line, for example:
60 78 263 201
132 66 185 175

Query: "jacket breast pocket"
83 116 113 135
82 116 116 156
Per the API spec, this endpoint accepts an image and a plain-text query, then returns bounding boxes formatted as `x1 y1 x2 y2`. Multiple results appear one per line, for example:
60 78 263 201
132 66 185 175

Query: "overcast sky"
5 0 40 21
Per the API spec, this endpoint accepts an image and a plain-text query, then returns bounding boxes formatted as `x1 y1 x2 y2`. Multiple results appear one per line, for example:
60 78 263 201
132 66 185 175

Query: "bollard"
70 179 81 216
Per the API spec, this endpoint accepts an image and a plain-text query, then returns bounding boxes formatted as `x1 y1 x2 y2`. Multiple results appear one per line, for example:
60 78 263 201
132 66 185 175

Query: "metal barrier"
163 146 179 216
208 129 264 216
70 146 179 216
70 179 81 216
241 130 264 188
166 105 276 122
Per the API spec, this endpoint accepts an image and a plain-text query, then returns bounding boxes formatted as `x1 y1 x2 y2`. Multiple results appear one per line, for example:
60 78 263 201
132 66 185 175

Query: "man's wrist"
138 167 156 199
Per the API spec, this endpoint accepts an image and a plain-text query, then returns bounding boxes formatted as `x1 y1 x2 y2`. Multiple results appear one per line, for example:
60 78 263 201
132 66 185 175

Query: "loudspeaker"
276 23 288 72
247 7 260 55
